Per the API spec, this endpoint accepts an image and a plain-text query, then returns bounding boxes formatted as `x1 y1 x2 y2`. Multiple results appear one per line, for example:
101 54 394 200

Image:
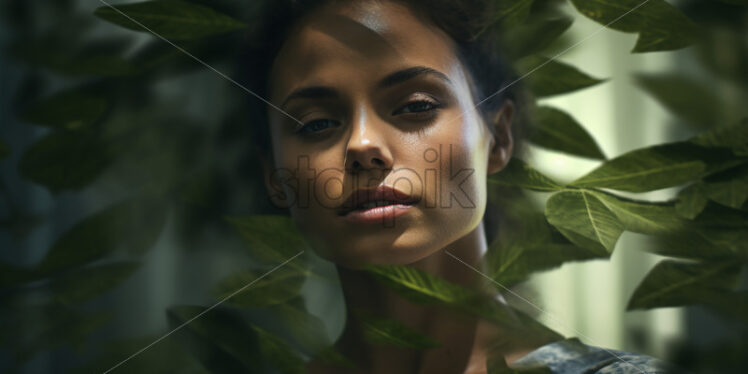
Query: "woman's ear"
487 100 514 175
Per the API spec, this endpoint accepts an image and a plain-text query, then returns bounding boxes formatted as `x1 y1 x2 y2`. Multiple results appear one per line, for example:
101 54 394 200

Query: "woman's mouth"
340 201 415 224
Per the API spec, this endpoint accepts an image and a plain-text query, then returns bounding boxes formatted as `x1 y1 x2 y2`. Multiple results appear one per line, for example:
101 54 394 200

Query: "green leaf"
488 158 564 191
488 0 535 29
354 309 441 349
21 90 109 130
502 16 574 61
0 138 9 160
95 0 248 41
38 198 167 275
3 305 112 363
702 163 748 208
675 184 708 219
569 0 700 53
167 305 264 373
226 215 310 268
515 55 606 98
690 118 748 156
51 261 141 305
268 303 335 356
19 130 112 192
635 73 726 130
252 326 306 374
592 192 686 235
364 265 520 326
545 190 624 254
486 213 605 287
215 266 307 308
571 143 709 192
627 260 741 310
529 106 606 160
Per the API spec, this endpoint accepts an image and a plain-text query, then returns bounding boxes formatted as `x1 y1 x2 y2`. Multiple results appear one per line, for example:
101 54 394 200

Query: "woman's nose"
344 109 393 173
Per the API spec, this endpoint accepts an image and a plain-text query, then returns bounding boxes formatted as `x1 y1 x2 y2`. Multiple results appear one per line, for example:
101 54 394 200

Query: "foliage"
0 0 746 373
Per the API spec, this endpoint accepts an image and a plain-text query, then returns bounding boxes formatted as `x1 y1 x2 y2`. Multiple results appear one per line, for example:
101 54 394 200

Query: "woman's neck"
329 222 491 373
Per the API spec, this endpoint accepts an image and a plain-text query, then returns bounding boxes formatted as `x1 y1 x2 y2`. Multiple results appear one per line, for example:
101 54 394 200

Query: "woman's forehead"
268 0 467 104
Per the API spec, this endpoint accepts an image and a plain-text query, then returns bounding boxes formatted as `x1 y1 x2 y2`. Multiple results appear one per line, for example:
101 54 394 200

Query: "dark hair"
235 0 528 244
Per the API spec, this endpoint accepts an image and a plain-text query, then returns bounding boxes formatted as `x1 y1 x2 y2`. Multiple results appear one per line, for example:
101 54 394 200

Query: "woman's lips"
340 202 414 224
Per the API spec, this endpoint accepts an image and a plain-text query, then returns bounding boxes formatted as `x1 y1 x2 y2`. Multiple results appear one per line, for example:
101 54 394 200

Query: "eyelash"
294 99 442 135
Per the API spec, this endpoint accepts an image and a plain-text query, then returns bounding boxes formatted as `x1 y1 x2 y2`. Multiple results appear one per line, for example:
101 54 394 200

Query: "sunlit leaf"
488 158 564 191
515 55 605 98
51 261 141 305
627 260 741 310
38 197 167 275
354 309 441 349
95 0 248 40
168 305 262 373
571 143 711 192
675 184 708 219
215 265 307 308
635 73 726 130
21 90 109 130
19 130 112 192
545 190 624 254
529 106 606 160
569 0 700 53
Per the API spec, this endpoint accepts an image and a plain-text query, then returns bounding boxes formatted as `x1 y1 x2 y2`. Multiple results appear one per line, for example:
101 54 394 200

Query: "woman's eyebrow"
280 66 452 109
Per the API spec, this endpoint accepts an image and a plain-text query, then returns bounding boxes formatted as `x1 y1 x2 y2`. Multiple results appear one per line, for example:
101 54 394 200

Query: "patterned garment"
510 338 688 374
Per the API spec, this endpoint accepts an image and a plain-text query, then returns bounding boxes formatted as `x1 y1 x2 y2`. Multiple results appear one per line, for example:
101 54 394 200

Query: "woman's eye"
296 119 339 135
394 100 441 115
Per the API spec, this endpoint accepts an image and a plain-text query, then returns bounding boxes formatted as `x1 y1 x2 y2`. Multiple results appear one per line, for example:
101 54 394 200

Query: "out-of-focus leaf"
226 215 310 269
486 213 605 287
485 0 535 30
488 353 553 374
545 189 624 254
488 158 563 191
2 305 112 363
702 163 748 208
252 325 306 374
69 335 206 373
94 0 248 40
0 262 34 288
272 303 334 356
690 118 748 156
21 90 109 130
635 73 726 130
569 0 700 53
701 290 748 323
38 198 167 275
627 260 741 310
167 305 262 373
711 0 748 5
515 55 606 97
571 143 714 192
0 138 9 160
354 309 441 349
19 130 112 192
529 106 606 160
503 16 574 60
51 261 141 305
675 184 708 219
215 265 307 308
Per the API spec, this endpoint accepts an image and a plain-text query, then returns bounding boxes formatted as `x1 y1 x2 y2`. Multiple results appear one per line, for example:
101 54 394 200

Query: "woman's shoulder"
508 337 687 374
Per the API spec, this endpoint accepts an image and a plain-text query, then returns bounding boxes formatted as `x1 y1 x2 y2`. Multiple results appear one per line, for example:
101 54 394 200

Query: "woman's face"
264 0 512 269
